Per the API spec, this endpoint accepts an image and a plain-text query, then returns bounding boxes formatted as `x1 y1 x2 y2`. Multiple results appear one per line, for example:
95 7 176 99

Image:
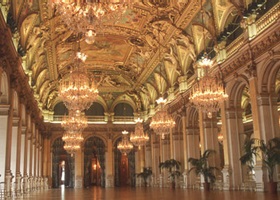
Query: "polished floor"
11 186 279 200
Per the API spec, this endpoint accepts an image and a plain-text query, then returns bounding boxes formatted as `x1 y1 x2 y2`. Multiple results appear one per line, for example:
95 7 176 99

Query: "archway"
51 137 75 188
84 136 106 187
114 137 135 187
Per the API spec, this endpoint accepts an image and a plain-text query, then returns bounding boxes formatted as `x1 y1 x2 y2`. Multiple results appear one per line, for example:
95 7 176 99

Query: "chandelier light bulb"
76 51 87 62
207 112 212 119
85 28 97 44
199 53 214 68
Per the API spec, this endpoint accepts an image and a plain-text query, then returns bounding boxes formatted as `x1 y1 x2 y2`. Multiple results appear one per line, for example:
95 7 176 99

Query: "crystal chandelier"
63 131 84 155
130 118 149 149
189 1 228 119
189 65 228 118
61 110 88 132
150 97 175 139
51 0 134 43
59 52 99 111
62 131 84 144
117 130 134 155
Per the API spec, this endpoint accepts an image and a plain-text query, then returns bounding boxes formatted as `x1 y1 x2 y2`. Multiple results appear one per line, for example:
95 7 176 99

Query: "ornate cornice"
0 10 45 133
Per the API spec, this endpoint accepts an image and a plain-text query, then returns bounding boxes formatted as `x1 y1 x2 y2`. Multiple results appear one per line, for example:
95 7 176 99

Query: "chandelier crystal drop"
130 118 149 149
189 54 228 118
51 0 134 42
61 110 88 133
117 134 134 155
59 54 99 111
150 97 175 139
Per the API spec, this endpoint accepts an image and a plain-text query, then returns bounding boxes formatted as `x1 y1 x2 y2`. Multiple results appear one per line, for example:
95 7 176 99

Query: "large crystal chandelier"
150 97 175 139
189 2 228 119
61 110 88 132
130 118 149 149
117 130 134 155
62 130 84 155
62 131 84 144
51 0 134 43
59 51 99 111
189 56 228 118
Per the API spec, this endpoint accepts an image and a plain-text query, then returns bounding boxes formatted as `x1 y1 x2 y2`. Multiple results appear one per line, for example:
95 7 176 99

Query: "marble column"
151 134 160 186
258 93 280 185
74 149 83 188
15 103 23 196
144 144 152 169
225 108 243 190
181 109 188 172
42 135 50 189
0 104 9 182
105 138 114 187
201 113 220 168
248 75 264 191
186 127 200 187
169 128 174 159
20 125 26 193
220 102 230 190
4 88 15 197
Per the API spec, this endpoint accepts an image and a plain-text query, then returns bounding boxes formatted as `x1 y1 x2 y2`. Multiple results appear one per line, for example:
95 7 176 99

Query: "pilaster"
105 138 114 187
225 108 243 190
186 127 200 187
74 149 83 188
0 104 9 182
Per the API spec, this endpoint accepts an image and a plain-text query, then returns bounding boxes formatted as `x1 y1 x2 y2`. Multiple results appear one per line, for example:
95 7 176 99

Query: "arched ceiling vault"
12 0 240 113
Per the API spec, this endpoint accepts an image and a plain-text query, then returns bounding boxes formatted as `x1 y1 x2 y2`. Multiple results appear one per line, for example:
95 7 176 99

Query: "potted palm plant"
259 137 280 193
240 133 259 177
188 149 219 191
159 159 181 189
136 167 152 187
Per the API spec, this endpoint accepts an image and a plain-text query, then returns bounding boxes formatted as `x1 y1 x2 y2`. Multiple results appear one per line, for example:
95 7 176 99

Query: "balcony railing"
52 115 136 124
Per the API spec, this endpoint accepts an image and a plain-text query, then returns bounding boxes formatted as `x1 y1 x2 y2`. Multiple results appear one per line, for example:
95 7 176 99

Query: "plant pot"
267 181 277 193
203 182 210 191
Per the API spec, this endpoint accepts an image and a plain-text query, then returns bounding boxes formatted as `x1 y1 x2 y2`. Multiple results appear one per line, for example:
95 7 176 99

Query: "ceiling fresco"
8 0 247 115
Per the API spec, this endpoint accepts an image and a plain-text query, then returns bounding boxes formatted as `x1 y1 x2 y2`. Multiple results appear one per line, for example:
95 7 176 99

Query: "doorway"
84 136 106 187
119 154 129 186
114 137 135 187
52 137 75 188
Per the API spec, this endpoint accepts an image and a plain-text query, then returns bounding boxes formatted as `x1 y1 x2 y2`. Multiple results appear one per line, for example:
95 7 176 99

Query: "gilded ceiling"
9 0 243 115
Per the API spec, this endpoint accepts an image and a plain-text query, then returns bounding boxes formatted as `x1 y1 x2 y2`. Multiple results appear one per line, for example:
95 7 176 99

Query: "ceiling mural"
9 0 251 117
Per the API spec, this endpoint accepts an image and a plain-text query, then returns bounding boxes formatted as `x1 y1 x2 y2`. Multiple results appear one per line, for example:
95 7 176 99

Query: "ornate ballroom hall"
0 0 280 199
